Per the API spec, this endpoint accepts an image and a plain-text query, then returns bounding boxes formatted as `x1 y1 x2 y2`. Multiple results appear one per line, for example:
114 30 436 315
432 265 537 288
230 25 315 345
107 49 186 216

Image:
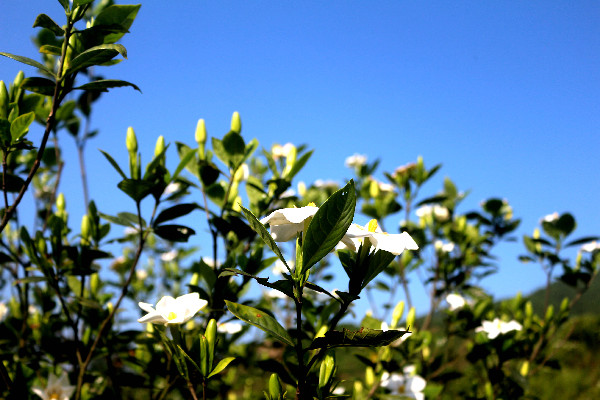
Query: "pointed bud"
369 180 380 197
390 300 405 329
364 365 374 387
406 307 416 330
520 360 530 377
0 80 8 119
195 119 207 144
14 71 24 90
205 319 217 372
298 181 306 197
319 351 336 389
56 193 66 212
154 135 165 157
90 273 99 296
126 127 138 154
80 215 91 245
545 304 554 322
230 111 241 134
268 373 283 399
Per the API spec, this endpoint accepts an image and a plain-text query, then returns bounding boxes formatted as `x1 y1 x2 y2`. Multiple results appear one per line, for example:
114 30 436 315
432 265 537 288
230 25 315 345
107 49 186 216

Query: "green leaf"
225 300 294 346
39 45 62 56
308 327 410 349
0 52 55 78
99 149 127 179
32 14 64 36
556 213 576 237
14 276 48 285
361 250 396 290
565 236 600 248
220 268 294 298
66 44 127 75
0 118 13 147
207 357 236 379
57 0 69 11
286 150 313 179
154 224 195 242
99 212 136 228
94 4 141 44
20 77 55 96
302 180 356 274
153 203 199 227
118 179 154 202
10 112 35 141
0 173 25 193
73 0 94 6
172 146 196 182
74 79 141 93
240 205 291 273
211 137 229 166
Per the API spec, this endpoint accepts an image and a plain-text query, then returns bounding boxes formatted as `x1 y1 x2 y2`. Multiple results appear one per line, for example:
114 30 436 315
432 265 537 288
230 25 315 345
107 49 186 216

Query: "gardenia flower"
260 204 319 242
434 240 455 253
217 321 243 334
138 293 208 326
581 240 600 253
415 204 450 221
380 366 426 400
160 250 178 262
342 219 418 255
345 153 367 168
445 293 467 310
476 318 522 339
32 371 75 400
541 212 559 223
271 143 295 160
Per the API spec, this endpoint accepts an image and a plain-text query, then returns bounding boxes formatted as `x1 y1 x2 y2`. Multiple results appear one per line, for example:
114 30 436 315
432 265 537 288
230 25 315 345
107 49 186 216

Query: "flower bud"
422 345 431 360
195 118 207 144
14 71 24 90
520 360 530 377
205 319 217 372
154 135 165 157
0 80 8 119
364 366 374 387
56 193 66 212
406 306 416 330
390 300 405 329
230 111 241 134
319 351 336 389
545 304 554 322
560 297 569 313
126 126 138 154
268 373 283 399
190 272 200 286
298 181 306 197
80 215 91 245
90 273 99 297
369 180 380 198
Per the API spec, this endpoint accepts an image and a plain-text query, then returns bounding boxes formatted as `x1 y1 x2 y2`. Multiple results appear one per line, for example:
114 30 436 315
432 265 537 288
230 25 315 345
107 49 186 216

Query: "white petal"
408 375 427 392
155 296 176 313
270 223 303 242
138 302 156 313
138 312 167 324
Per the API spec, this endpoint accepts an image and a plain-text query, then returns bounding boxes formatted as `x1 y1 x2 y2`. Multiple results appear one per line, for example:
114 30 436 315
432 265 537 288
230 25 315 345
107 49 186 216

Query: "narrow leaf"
172 146 196 182
66 44 126 75
207 357 235 378
0 52 55 77
225 300 294 347
302 180 356 273
308 327 410 349
153 203 199 226
99 149 127 179
74 79 141 93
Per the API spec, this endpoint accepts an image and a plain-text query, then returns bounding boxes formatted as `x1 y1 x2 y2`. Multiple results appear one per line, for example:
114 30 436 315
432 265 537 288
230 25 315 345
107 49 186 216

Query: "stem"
294 295 306 400
2 151 8 212
187 380 199 400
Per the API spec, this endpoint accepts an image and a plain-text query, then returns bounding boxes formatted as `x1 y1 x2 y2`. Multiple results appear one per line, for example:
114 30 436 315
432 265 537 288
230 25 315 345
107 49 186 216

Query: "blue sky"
1 1 599 318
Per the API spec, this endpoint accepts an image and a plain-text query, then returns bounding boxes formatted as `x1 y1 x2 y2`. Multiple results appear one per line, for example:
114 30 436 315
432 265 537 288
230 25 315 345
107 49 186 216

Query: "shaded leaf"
10 112 36 142
33 14 64 36
99 149 127 179
154 224 195 242
94 4 141 44
74 79 141 93
0 173 25 193
20 77 56 96
207 357 236 378
308 327 409 349
153 203 199 227
118 179 154 202
225 300 294 346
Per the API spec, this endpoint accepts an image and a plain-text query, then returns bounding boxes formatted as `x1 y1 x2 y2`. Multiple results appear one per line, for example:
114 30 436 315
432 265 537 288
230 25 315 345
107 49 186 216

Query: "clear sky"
1 1 599 317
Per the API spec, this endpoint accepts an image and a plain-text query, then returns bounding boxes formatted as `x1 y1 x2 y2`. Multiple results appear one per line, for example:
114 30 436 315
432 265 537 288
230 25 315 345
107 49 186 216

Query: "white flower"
272 259 291 275
416 204 450 221
201 257 220 268
260 204 319 242
445 293 467 311
377 182 395 192
265 289 288 300
163 182 181 196
581 240 600 253
332 386 346 395
32 371 75 400
345 153 367 168
279 188 296 198
476 318 522 339
0 302 7 322
160 250 178 262
341 219 419 256
314 179 339 189
434 240 455 253
136 269 148 280
380 367 426 400
138 293 208 326
271 143 295 160
217 321 243 335
542 212 559 223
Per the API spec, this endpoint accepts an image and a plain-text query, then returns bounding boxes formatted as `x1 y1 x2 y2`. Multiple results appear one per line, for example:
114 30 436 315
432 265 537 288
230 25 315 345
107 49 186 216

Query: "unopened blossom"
136 269 148 280
0 302 7 322
32 371 75 400
476 318 522 339
581 240 600 253
445 293 467 310
260 204 319 242
344 153 367 168
342 219 418 256
415 204 450 221
138 293 208 326
380 366 426 400
434 240 455 253
541 212 559 223
217 321 243 335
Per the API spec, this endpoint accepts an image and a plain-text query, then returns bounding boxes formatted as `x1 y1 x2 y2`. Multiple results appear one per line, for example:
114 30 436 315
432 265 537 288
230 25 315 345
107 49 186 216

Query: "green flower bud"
368 180 380 198
0 80 8 119
520 360 530 377
90 273 99 297
126 127 138 154
319 351 336 389
80 215 91 245
195 118 207 144
230 111 241 134
406 306 416 330
560 297 569 313
205 319 217 372
268 373 283 399
199 335 209 377
390 300 405 329
14 71 24 90
364 366 374 387
56 193 66 212
190 272 200 286
154 135 165 157
545 304 554 322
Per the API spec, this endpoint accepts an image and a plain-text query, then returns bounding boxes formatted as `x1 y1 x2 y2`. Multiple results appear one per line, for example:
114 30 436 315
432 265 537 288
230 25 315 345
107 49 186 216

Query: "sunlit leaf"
225 300 294 346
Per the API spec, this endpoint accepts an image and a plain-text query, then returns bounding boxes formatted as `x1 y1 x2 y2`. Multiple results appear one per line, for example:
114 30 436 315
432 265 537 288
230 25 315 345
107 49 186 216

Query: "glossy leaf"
74 79 141 93
99 149 127 179
118 179 154 202
10 112 35 141
240 205 291 273
154 224 195 242
225 300 294 346
302 180 356 273
32 14 64 36
39 45 62 56
220 268 294 298
0 52 55 77
207 357 236 378
21 77 55 96
153 203 199 227
308 327 409 349
94 4 141 44
66 44 127 75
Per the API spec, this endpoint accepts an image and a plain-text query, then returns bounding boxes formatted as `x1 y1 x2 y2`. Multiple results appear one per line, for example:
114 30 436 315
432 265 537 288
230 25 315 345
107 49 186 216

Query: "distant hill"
524 274 600 316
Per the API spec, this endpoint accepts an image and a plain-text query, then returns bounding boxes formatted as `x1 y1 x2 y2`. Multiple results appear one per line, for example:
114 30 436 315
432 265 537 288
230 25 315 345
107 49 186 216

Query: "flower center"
167 312 178 321
49 392 61 400
307 202 316 207
367 219 378 232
